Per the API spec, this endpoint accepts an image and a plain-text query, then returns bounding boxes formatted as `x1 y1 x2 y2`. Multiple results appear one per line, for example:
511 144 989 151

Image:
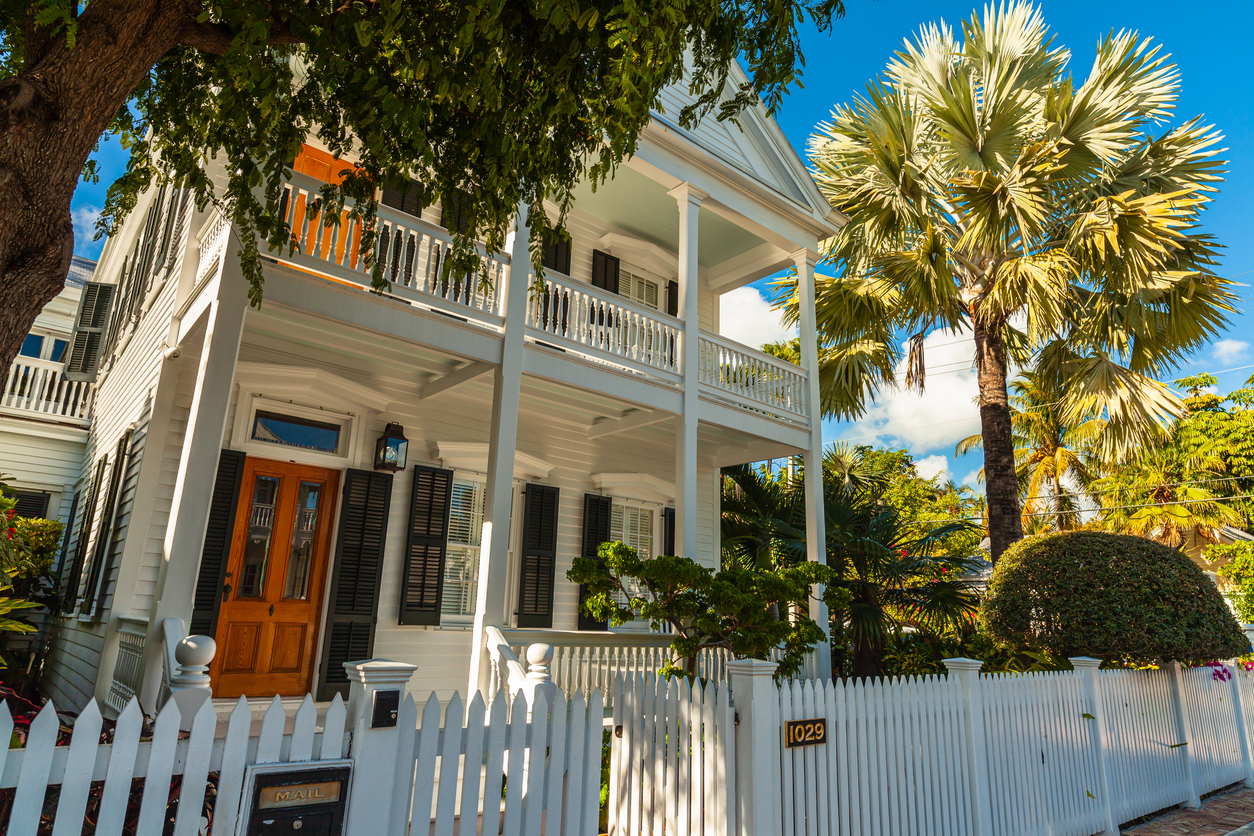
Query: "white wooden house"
39 69 843 715
0 255 96 525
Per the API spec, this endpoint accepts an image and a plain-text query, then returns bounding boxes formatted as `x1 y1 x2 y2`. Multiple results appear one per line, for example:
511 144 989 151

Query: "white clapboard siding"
0 692 347 836
611 672 735 836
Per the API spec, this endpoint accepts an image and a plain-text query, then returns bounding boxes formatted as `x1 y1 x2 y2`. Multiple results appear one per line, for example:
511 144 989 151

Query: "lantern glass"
374 423 408 471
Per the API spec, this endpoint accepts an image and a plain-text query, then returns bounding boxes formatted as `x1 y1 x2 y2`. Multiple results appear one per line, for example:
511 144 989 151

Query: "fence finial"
170 635 215 690
520 643 558 716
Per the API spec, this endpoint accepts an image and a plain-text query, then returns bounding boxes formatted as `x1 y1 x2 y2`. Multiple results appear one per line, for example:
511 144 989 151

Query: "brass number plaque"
784 718 827 748
258 780 342 809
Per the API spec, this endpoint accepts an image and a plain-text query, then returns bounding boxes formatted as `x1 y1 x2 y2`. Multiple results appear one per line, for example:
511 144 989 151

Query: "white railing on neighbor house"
194 206 231 288
697 331 807 423
273 172 507 322
1 356 91 424
525 269 683 380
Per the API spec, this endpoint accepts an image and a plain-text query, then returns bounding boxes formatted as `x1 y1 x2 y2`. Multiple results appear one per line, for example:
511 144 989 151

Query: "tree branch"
180 17 304 55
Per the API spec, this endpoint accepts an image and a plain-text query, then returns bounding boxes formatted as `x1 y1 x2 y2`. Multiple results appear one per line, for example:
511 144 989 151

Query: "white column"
727 658 781 836
794 249 832 679
1071 657 1117 834
667 183 707 560
1167 660 1202 808
342 659 419 834
943 658 994 836
139 258 248 711
469 203 530 700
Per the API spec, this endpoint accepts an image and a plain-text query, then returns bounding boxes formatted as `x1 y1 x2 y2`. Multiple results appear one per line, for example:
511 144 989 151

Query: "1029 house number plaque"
784 718 827 748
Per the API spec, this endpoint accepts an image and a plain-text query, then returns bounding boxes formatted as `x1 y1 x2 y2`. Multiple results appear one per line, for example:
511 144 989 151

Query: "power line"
918 492 1254 525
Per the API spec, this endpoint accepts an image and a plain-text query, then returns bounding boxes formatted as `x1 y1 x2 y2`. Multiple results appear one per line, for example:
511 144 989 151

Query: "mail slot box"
240 760 352 836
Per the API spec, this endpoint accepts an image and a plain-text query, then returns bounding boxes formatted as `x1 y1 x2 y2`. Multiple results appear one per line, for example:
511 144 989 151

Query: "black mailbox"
242 762 352 836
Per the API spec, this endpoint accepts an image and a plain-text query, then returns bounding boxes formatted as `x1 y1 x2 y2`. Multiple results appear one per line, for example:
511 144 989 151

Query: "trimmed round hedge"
980 532 1249 664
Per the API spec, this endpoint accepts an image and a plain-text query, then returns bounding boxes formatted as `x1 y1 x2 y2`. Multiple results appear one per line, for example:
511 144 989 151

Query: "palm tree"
957 366 1099 531
779 2 1235 560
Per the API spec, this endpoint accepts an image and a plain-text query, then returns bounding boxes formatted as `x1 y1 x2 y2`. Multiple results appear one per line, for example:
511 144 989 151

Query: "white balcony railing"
274 172 506 322
697 331 807 422
525 269 682 380
1 356 91 425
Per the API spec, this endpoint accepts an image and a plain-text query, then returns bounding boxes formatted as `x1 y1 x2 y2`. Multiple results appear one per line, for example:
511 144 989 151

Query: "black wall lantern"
374 422 409 472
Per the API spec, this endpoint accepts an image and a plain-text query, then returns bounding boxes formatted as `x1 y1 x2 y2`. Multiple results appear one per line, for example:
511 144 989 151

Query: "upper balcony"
207 167 812 428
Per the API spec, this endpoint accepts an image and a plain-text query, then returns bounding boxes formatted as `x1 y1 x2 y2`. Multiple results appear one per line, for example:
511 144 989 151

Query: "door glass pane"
283 481 322 600
238 475 280 598
19 334 43 358
51 339 68 363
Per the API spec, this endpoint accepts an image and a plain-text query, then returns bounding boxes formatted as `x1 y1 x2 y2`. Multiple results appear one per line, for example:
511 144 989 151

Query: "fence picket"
501 690 529 836
10 700 58 834
0 702 11 788
50 698 102 836
288 694 317 762
413 693 443 833
461 693 490 836
97 698 143 836
172 699 216 836
582 690 605 836
541 691 567 836
565 691 589 836
211 696 253 836
322 692 347 759
256 695 286 763
390 694 418 836
434 692 464 836
521 690 549 836
135 699 181 836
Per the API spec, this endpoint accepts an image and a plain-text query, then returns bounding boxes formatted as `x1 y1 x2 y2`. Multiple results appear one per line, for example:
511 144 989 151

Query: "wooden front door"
211 458 340 698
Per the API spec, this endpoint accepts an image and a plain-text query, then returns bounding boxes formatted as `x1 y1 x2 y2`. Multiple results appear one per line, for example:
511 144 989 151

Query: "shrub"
1214 541 1254 623
980 532 1248 664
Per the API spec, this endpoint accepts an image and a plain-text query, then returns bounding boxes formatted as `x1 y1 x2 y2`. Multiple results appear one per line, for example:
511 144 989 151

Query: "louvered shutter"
56 491 79 575
666 280 679 317
64 282 116 382
591 250 620 294
399 465 454 626
578 494 612 631
382 177 424 218
9 490 50 519
515 483 559 629
318 469 394 700
663 507 676 556
440 191 473 236
542 230 572 275
62 458 106 612
190 450 246 636
82 430 133 617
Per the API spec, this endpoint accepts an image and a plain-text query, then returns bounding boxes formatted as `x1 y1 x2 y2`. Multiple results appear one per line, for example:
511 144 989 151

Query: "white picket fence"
0 692 347 836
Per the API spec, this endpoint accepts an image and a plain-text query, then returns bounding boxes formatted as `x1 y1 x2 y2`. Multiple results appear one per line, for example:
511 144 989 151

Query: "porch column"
469 203 531 699
138 256 248 710
794 248 832 679
668 183 707 560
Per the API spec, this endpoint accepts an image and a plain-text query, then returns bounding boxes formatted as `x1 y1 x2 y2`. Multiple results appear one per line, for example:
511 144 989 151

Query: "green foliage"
880 628 1070 678
567 541 847 682
2 0 844 307
0 486 49 668
1214 541 1254 623
981 532 1249 664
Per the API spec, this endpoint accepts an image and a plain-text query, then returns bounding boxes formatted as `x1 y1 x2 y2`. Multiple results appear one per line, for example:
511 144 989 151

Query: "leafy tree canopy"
0 0 843 369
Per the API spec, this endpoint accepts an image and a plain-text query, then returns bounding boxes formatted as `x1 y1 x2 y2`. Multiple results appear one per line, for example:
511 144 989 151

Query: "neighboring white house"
37 69 843 716
1 255 96 526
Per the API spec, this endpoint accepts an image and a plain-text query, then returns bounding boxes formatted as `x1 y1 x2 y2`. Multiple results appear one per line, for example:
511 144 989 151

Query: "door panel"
211 458 340 698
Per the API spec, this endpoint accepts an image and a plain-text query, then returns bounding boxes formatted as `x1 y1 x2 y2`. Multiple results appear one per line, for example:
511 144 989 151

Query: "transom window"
442 477 486 617
251 410 342 454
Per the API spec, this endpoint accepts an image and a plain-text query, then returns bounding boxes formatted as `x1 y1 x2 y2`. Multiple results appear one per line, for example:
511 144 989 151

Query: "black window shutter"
590 250 620 294
516 483 560 629
440 191 473 236
190 450 247 637
399 465 454 626
542 230 572 276
578 494 612 631
382 177 424 218
663 507 676 556
62 458 106 612
65 282 116 382
318 469 394 700
666 280 680 317
56 491 80 577
9 490 50 519
83 430 134 617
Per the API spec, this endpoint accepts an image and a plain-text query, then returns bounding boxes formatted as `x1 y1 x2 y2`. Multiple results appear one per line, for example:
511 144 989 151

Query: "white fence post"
343 659 419 835
1166 660 1202 809
727 659 781 836
1227 661 1254 789
518 642 559 720
943 657 993 836
168 634 215 731
1071 657 1118 834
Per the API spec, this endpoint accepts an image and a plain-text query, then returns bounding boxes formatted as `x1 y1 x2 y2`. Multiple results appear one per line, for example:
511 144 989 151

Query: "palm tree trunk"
1054 473 1064 531
973 317 1023 561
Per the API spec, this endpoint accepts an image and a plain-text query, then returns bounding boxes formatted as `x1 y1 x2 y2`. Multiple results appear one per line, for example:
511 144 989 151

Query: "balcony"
225 172 809 426
1 356 91 426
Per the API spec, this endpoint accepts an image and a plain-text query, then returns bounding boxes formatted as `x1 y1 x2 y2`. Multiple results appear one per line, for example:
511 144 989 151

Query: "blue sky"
69 0 1252 488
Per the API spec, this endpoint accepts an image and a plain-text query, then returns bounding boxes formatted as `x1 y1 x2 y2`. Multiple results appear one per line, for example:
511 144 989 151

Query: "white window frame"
439 470 524 627
619 265 662 311
231 394 361 469
607 496 662 633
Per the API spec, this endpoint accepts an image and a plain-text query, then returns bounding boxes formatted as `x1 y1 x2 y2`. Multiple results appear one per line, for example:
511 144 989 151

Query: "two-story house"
41 69 843 716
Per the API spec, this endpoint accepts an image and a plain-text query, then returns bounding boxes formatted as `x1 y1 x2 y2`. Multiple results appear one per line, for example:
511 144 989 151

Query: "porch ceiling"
567 166 765 269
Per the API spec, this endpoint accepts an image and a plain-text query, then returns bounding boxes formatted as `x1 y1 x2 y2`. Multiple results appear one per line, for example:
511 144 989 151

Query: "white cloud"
72 204 104 258
1213 338 1250 365
914 454 949 480
719 286 797 350
961 468 985 489
839 329 982 454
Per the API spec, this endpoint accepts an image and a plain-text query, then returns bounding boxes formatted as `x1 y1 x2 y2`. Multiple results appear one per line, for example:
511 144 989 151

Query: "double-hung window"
442 476 486 618
609 500 656 616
